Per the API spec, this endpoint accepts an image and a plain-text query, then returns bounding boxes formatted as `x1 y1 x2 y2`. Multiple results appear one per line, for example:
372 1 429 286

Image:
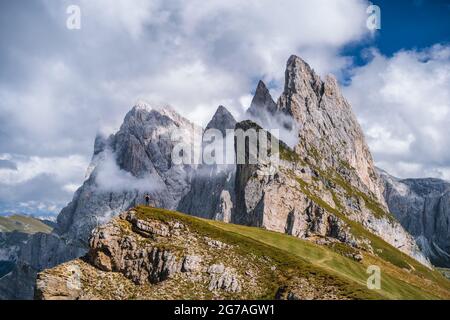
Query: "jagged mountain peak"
125 101 197 130
177 105 237 222
255 80 270 95
286 54 314 76
214 104 231 115
278 54 384 202
287 54 309 67
284 55 322 97
245 80 280 133
210 105 235 123
247 80 277 117
206 105 237 135
55 102 203 251
133 99 153 112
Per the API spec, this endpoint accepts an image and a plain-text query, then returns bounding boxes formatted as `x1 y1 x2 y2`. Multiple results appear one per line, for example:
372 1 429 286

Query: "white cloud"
95 150 163 193
34 0 371 127
0 153 88 215
344 45 450 180
0 154 88 186
63 183 80 193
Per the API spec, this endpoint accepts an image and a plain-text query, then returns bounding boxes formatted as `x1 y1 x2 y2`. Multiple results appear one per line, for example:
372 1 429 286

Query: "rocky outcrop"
35 209 252 299
380 169 450 267
34 208 358 300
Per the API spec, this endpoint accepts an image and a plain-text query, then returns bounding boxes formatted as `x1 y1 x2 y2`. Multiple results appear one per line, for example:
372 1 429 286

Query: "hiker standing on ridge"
144 193 150 206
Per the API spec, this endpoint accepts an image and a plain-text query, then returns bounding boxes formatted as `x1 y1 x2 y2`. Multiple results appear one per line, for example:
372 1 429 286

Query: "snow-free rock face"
380 169 450 267
232 121 428 266
177 106 237 221
234 55 428 266
277 56 385 203
0 216 55 299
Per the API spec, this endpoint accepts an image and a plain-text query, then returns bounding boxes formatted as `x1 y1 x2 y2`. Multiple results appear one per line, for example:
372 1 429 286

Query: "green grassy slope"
0 215 53 234
277 142 450 297
136 206 450 300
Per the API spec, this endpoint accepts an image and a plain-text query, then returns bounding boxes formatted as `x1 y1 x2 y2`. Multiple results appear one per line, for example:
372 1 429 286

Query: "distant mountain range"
380 169 450 267
0 215 54 280
0 215 54 234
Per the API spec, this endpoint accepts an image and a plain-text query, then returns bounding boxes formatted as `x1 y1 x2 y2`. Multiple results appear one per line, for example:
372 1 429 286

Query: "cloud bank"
95 150 162 193
344 45 450 180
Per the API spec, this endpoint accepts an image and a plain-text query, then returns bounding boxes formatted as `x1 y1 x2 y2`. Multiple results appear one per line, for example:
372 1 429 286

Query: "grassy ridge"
278 143 450 295
136 206 450 300
0 215 53 234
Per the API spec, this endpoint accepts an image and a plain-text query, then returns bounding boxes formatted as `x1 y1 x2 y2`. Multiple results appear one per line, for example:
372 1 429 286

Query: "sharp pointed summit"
206 105 237 135
245 80 281 133
277 55 384 203
247 80 277 117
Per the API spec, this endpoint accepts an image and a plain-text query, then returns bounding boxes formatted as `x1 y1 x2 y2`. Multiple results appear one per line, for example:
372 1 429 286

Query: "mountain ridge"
380 169 450 267
35 206 450 300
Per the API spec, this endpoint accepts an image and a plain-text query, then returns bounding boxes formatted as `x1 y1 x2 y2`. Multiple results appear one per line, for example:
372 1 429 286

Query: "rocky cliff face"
232 122 428 266
0 232 28 264
277 56 384 203
380 169 450 267
232 56 428 266
177 106 237 222
0 216 55 299
56 103 202 243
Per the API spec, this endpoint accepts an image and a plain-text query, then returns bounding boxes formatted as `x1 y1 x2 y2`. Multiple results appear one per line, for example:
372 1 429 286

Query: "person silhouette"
144 193 150 206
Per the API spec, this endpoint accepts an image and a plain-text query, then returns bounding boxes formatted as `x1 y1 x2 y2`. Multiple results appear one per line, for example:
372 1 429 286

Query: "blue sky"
371 0 450 55
0 0 449 217
341 0 450 67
